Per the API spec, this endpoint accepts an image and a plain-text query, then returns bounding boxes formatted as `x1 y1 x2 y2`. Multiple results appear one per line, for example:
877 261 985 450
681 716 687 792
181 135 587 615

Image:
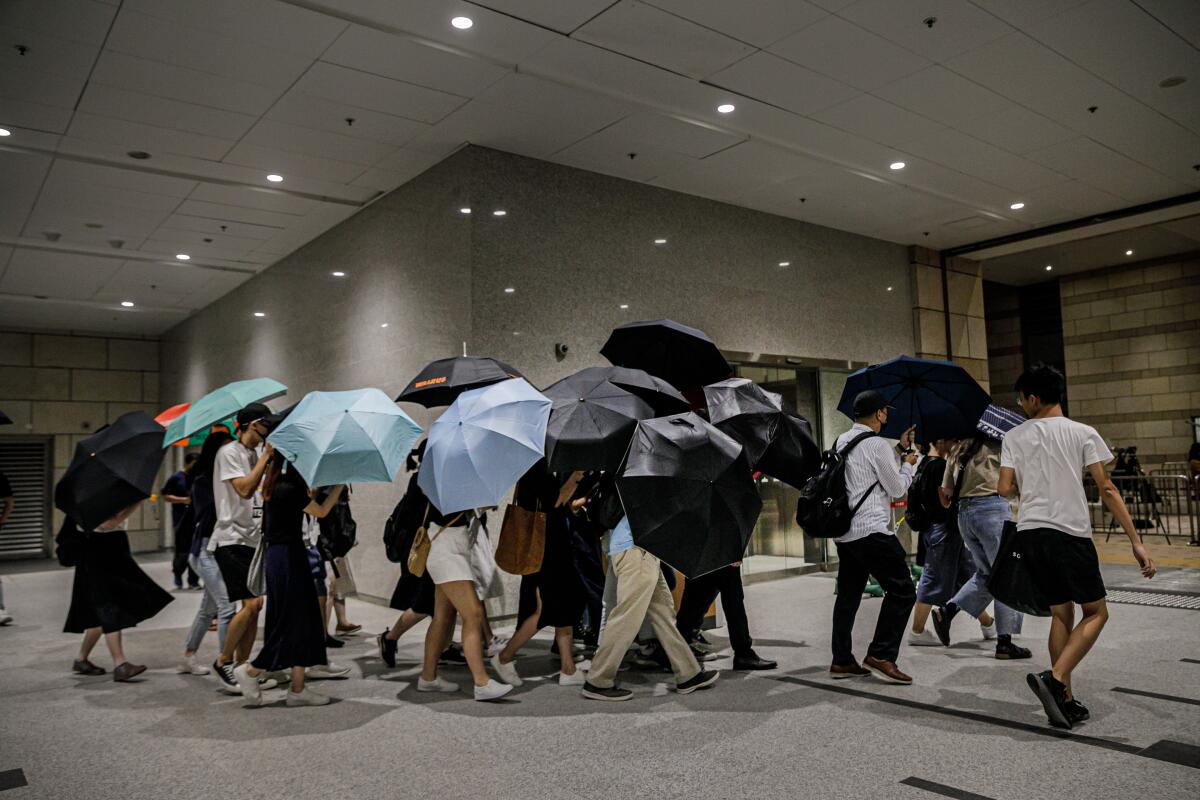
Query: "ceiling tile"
574 0 756 79
173 200 302 229
241 119 398 166
1025 136 1192 202
767 15 930 91
89 51 281 117
644 0 828 48
0 60 86 111
706 52 860 116
0 249 123 300
322 24 509 97
967 0 1091 28
352 148 445 189
953 104 1076 155
0 151 51 238
0 96 74 133
0 26 97 82
874 66 1017 132
552 136 698 183
474 0 619 33
222 141 368 183
1134 0 1200 50
902 129 1070 194
266 89 430 146
292 62 468 124
47 160 198 199
0 0 118 45
78 84 258 141
158 215 281 241
475 74 635 133
123 0 347 58
405 99 615 160
840 0 1014 61
187 184 319 216
813 94 947 151
65 113 236 161
578 112 745 159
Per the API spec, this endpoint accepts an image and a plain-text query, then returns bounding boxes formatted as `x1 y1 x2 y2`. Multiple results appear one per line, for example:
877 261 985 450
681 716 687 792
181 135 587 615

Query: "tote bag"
247 537 268 597
496 500 546 575
987 521 1051 617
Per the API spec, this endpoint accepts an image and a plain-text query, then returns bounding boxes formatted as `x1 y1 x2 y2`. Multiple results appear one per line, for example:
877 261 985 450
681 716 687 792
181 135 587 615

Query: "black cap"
852 390 891 418
236 402 271 428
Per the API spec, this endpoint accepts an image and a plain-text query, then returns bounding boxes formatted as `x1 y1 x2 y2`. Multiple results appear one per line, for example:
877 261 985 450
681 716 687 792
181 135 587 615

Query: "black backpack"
905 456 947 533
795 431 878 538
383 473 449 565
316 488 356 559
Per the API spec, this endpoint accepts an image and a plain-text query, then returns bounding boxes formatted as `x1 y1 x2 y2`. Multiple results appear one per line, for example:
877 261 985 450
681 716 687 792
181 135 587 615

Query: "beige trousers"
587 546 700 688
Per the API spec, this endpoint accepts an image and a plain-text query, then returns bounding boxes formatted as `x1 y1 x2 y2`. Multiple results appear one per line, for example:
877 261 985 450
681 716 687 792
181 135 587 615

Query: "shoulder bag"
495 494 546 575
408 509 462 578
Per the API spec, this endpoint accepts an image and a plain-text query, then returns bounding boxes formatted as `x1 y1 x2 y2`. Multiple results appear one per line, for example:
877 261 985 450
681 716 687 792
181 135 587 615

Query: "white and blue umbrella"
419 378 551 514
267 389 422 487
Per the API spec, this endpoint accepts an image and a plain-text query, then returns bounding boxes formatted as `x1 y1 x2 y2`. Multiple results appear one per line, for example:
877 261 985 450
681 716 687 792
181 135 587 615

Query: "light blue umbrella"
267 389 422 487
419 377 551 514
163 378 287 446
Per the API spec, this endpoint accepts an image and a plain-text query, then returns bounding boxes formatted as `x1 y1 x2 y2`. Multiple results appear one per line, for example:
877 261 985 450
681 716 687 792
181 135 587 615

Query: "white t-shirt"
1000 416 1113 538
209 440 263 549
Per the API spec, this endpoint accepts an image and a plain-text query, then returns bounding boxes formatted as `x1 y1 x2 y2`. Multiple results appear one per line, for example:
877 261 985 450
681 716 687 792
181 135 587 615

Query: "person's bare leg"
78 627 102 661
498 594 542 665
912 601 932 632
440 581 490 687
290 666 305 694
979 610 994 627
1050 600 1107 697
1048 601 1075 693
481 615 495 645
235 604 260 664
320 595 331 635
387 609 428 641
420 589 455 682
103 631 126 666
555 626 576 675
220 602 254 665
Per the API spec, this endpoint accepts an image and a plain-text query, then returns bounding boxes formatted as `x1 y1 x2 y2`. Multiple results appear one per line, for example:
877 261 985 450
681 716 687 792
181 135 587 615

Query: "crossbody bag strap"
428 512 464 545
841 431 880 513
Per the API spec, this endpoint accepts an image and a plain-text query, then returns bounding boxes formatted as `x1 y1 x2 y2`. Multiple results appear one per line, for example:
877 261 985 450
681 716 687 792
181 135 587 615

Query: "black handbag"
987 521 1052 617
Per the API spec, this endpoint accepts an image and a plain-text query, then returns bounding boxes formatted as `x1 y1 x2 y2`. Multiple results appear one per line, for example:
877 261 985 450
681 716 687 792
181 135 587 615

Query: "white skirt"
426 525 475 585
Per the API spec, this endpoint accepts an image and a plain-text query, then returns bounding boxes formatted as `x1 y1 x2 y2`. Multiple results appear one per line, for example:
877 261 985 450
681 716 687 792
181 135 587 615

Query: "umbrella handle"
668 417 695 428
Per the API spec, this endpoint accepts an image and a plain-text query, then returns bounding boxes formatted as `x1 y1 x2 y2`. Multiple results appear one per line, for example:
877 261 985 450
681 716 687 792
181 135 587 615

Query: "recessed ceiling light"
331 271 345 277
380 323 389 328
120 301 135 307
1045 265 1053 271
717 103 735 114
451 16 473 29
654 238 667 245
889 161 905 170
253 311 266 318
175 253 190 260
504 287 515 293
886 286 894 292
1159 75 1187 88
1125 249 1134 256
512 331 521 336
778 261 790 267
266 174 283 183
619 304 629 309
1009 202 1025 210
0 128 11 137
493 209 506 216
459 207 471 214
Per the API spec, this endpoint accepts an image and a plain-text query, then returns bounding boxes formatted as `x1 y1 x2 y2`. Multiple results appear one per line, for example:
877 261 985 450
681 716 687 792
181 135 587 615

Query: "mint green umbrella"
163 378 287 446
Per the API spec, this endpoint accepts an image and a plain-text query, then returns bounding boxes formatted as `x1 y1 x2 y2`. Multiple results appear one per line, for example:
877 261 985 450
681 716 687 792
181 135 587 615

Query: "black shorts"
214 543 257 602
1016 528 1106 606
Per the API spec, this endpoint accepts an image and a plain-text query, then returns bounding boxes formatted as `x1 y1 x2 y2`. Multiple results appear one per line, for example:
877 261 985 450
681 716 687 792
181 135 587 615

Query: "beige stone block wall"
911 249 990 392
0 331 164 555
1058 254 1200 466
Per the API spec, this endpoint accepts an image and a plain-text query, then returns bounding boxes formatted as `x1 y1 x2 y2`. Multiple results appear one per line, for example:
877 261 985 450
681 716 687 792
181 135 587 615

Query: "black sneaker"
995 640 1032 660
212 660 238 693
690 643 719 662
325 634 345 649
1026 670 1073 729
1064 698 1090 724
676 669 720 694
439 645 467 665
931 604 957 646
378 631 397 668
582 682 633 701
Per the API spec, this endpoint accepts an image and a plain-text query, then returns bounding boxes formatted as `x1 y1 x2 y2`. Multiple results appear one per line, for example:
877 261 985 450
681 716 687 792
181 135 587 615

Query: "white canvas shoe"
558 670 586 686
285 688 330 707
981 621 997 640
473 679 513 702
232 663 262 706
177 656 211 675
417 676 460 693
306 662 351 679
908 628 941 647
490 653 523 687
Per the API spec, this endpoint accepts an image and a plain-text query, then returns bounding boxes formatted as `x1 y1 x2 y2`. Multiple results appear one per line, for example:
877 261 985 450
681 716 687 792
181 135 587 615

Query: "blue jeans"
951 496 1023 636
915 522 974 606
184 540 236 653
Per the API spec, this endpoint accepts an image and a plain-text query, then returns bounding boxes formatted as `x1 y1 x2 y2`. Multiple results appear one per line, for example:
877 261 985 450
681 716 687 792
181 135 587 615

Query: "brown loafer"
72 659 106 676
829 661 870 679
863 656 912 685
113 662 146 682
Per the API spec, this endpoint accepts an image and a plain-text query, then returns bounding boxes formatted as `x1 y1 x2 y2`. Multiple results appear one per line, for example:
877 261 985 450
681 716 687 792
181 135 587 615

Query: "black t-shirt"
264 471 310 545
163 470 192 529
0 470 11 500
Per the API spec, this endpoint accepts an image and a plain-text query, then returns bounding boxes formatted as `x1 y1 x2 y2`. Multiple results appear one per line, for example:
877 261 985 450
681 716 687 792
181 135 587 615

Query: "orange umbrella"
156 403 192 447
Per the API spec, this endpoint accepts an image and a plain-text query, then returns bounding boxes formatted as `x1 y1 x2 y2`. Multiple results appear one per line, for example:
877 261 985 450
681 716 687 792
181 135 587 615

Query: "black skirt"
389 572 435 616
214 543 257 602
63 530 173 634
517 511 586 629
251 543 327 670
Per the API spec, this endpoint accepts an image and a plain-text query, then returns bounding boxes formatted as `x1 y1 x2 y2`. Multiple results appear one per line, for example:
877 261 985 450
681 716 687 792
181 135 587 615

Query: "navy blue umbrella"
837 356 990 442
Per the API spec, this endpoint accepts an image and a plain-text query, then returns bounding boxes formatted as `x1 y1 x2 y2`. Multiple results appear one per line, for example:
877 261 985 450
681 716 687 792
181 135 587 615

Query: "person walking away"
64 502 173 681
828 390 918 685
675 563 776 670
930 436 1028 659
231 454 344 707
0 469 14 625
162 453 201 590
998 364 1155 729
582 514 719 701
178 431 237 675
318 487 362 637
209 403 274 691
907 439 996 646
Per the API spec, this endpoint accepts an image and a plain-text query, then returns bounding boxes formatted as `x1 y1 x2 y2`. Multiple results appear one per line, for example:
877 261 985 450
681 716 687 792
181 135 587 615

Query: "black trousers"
171 525 198 586
832 533 915 665
676 565 752 656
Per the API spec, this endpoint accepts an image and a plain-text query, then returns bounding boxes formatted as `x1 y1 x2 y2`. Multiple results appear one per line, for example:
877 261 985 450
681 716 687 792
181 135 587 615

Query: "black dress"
63 525 174 634
250 471 326 670
514 465 586 629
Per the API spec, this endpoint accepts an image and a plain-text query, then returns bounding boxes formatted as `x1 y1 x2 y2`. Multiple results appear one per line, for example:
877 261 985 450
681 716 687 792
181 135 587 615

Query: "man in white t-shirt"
997 364 1155 730
210 403 274 692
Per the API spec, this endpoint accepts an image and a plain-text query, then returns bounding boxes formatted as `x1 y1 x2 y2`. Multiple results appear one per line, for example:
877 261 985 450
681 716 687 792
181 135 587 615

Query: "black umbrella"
542 367 657 473
601 319 732 389
605 366 691 415
396 356 522 408
617 412 762 578
54 411 168 531
262 400 300 432
758 413 821 489
704 378 821 488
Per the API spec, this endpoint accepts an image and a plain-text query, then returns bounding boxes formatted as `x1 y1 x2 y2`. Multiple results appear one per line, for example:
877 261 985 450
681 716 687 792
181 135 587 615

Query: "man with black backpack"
828 390 918 684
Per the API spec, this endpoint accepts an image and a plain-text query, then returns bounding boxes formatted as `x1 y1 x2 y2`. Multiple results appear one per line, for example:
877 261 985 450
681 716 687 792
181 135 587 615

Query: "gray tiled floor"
0 559 1196 799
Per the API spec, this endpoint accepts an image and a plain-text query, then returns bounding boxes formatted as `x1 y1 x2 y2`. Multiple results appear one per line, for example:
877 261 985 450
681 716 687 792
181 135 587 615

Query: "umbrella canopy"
542 366 657 472
55 411 168 530
396 356 522 408
163 378 287 446
977 403 1025 440
605 366 691 415
0 409 11 425
837 356 990 442
155 402 232 448
268 389 422 487
758 413 821 489
600 319 731 389
704 378 820 488
418 378 551 514
616 412 762 578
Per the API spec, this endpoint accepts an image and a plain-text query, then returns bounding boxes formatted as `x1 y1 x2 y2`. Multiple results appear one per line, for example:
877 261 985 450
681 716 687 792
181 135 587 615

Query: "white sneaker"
306 662 351 680
285 687 330 707
474 679 512 702
490 653 523 687
980 621 997 640
417 676 460 693
575 659 592 672
263 670 291 684
908 628 941 647
232 663 262 706
558 669 586 686
486 635 510 658
177 656 210 675
258 677 279 691
0 608 12 626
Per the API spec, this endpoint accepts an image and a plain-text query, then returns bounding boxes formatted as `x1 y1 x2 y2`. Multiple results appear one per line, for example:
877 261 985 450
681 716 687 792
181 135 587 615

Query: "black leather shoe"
732 651 777 671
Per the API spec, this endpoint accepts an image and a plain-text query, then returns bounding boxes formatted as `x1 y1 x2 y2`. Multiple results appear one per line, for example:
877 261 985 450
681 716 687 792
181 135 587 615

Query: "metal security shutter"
0 437 51 558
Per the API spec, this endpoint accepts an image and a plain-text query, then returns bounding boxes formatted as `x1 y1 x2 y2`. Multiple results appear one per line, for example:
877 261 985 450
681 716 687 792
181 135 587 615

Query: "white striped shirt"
833 423 915 544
